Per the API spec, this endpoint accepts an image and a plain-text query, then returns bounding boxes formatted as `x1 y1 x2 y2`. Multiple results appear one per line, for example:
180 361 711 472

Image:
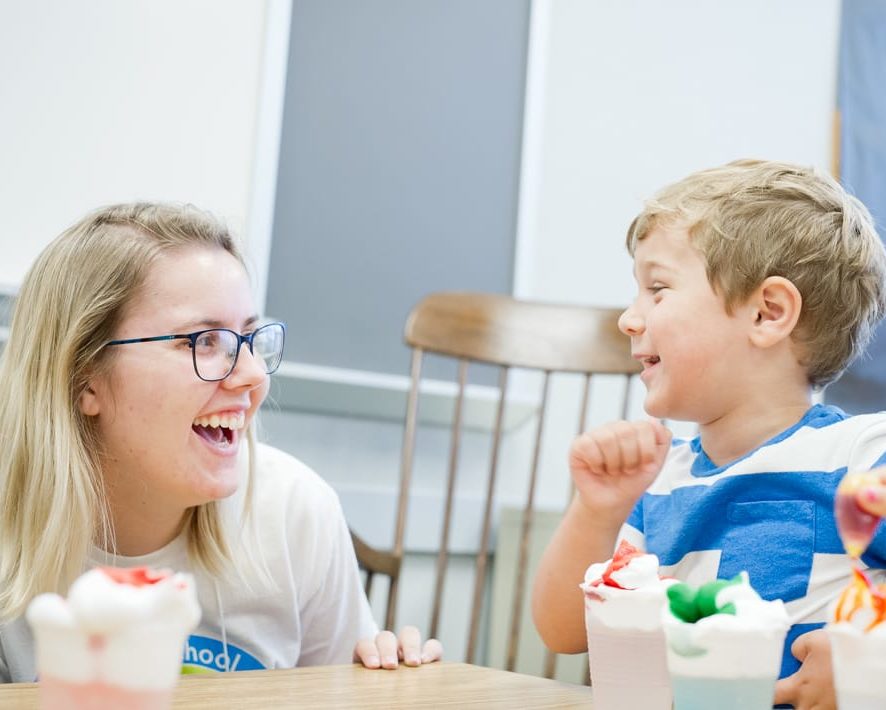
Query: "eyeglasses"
105 322 286 382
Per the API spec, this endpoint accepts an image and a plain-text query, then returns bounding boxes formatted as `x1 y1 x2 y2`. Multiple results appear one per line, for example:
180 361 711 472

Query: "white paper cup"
26 570 200 710
585 598 672 710
664 619 787 710
29 606 191 710
827 623 886 710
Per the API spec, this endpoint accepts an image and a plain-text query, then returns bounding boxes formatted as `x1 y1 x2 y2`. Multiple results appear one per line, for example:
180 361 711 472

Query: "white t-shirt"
0 443 378 682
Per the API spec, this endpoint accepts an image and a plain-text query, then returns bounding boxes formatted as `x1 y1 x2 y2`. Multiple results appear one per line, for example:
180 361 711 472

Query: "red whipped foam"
585 539 668 591
588 540 651 589
581 540 674 630
99 567 170 587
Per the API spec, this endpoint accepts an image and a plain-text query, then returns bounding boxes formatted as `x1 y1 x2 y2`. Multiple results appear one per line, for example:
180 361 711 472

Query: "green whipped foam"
666 574 744 623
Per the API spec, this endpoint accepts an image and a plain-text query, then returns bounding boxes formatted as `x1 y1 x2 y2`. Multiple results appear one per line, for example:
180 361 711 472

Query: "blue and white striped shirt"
622 404 886 678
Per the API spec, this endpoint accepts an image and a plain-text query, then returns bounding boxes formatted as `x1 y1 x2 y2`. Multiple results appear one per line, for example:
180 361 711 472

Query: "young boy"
532 159 886 710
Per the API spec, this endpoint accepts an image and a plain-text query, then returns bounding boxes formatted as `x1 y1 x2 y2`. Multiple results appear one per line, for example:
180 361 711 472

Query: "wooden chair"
351 291 640 676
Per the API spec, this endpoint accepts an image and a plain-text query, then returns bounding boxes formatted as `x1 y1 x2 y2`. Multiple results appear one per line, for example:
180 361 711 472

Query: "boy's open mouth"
644 356 660 367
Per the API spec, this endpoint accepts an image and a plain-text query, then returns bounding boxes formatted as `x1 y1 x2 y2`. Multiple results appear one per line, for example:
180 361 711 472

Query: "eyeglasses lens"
252 324 285 373
193 330 234 381
193 324 285 381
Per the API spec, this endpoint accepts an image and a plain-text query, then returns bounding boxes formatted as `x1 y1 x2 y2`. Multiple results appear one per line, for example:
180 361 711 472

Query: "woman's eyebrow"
173 315 261 332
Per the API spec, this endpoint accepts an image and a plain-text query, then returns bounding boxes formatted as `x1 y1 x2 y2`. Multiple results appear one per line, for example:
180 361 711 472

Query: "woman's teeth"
193 412 246 430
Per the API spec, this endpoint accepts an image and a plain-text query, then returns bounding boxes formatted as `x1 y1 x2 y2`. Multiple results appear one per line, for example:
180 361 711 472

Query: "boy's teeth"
193 412 246 430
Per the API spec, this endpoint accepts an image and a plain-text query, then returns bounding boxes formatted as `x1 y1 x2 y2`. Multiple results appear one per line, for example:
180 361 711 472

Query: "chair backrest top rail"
405 291 641 374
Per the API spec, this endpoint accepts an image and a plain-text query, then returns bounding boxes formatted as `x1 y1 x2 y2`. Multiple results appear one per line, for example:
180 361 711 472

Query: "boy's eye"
648 284 667 294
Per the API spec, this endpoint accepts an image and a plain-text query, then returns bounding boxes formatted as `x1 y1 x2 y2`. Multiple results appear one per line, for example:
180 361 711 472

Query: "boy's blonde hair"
627 159 886 388
0 203 259 620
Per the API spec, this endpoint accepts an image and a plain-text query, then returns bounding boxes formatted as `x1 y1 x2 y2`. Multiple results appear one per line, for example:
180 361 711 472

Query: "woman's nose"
224 344 268 390
618 305 644 336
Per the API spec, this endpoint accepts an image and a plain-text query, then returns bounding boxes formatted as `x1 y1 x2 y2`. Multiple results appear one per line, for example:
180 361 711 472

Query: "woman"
0 203 440 681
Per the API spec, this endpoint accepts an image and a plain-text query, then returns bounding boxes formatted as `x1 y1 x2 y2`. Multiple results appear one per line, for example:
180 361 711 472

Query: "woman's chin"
203 477 240 502
188 463 241 504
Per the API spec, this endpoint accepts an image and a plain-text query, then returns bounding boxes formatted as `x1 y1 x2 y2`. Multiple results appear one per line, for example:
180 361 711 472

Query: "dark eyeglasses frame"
104 321 286 382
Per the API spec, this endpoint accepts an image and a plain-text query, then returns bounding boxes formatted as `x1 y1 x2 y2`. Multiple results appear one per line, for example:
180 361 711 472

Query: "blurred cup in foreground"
26 567 200 710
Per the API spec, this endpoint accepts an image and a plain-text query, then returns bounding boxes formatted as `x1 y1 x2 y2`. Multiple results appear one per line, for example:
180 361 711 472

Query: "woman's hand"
353 626 443 669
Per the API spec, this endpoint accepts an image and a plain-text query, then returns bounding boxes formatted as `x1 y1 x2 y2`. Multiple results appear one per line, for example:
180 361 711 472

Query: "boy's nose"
618 305 644 336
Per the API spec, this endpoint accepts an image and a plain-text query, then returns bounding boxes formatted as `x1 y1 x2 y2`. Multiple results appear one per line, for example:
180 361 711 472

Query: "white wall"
518 0 840 308
0 0 275 293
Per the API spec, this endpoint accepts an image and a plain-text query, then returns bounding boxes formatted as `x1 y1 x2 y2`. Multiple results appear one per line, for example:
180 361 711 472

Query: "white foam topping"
662 573 790 678
26 568 201 689
581 550 674 630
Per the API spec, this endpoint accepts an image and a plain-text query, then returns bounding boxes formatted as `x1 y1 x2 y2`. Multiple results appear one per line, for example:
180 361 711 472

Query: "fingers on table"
421 638 443 664
353 637 382 669
397 625 422 666
375 630 400 669
356 627 443 669
396 625 442 665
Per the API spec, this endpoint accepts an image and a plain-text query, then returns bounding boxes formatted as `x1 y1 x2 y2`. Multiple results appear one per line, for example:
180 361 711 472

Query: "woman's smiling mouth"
192 411 246 448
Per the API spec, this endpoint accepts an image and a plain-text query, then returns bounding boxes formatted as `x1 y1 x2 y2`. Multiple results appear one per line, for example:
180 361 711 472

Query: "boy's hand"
569 419 671 518
773 629 835 710
353 626 443 669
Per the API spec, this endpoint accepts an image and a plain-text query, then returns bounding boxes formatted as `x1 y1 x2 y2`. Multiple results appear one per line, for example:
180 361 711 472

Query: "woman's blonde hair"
627 159 886 388
0 202 259 620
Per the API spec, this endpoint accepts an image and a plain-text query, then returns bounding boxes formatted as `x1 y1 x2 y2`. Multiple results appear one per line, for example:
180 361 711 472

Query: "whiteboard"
0 1 268 290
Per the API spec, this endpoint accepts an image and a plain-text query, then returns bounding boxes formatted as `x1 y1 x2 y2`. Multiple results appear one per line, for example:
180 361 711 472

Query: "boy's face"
618 224 753 422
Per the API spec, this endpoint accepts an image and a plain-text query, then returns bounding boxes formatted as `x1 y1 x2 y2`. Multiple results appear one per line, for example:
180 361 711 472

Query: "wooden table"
0 662 593 708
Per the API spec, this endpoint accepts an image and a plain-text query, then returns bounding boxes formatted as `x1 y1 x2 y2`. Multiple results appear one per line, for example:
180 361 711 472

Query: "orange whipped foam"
834 568 886 632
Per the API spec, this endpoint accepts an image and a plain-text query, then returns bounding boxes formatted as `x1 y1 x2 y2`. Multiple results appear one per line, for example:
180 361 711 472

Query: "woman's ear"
748 276 802 348
79 382 102 416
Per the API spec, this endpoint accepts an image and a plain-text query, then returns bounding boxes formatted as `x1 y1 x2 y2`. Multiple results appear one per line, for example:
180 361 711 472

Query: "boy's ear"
748 276 802 348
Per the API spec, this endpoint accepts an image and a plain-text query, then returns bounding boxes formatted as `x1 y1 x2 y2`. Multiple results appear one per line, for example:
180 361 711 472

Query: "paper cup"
26 569 200 710
664 620 787 710
827 623 886 710
29 605 190 710
585 598 672 710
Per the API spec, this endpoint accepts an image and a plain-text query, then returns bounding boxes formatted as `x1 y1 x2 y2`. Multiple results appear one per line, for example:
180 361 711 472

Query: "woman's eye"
648 285 666 294
194 332 219 350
